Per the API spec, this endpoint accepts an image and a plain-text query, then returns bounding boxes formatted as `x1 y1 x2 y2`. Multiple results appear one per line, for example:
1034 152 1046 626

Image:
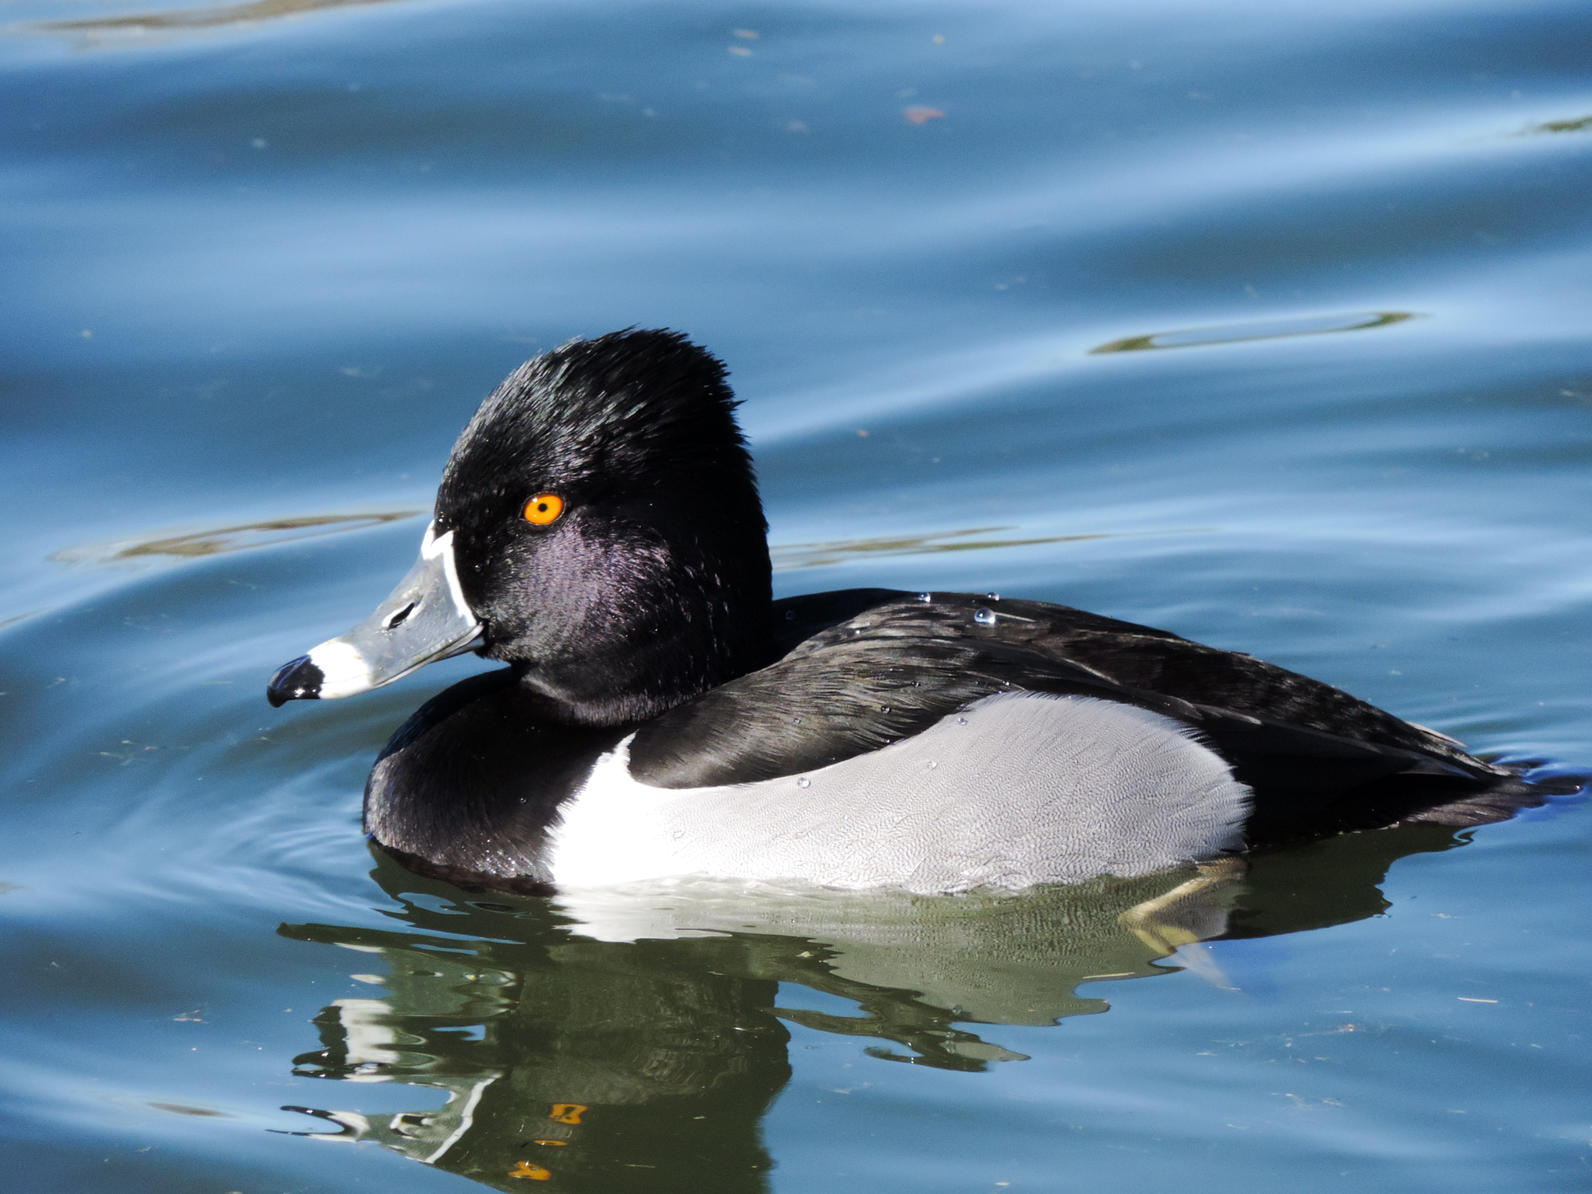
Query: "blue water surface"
3 1 1590 1191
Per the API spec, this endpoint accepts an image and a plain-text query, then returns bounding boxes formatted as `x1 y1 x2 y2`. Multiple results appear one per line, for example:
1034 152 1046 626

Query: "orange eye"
522 493 565 526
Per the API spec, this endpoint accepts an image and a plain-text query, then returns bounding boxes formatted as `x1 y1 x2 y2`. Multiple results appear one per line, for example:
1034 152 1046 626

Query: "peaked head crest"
437 329 751 516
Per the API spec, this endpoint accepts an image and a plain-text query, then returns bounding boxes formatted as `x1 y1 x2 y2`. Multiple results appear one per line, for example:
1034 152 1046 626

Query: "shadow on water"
1522 114 1592 136
770 528 1215 572
1089 311 1416 355
30 0 410 37
276 822 1485 1192
50 511 420 568
774 527 1116 572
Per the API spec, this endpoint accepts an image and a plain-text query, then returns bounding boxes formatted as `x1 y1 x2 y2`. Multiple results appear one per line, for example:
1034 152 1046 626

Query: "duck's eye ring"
522 493 565 526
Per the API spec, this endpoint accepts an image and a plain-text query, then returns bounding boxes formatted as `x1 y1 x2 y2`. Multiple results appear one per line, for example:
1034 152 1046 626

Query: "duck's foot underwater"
1118 857 1248 956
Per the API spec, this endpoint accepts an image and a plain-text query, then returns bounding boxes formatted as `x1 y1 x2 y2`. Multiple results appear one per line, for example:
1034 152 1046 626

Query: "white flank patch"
547 734 687 887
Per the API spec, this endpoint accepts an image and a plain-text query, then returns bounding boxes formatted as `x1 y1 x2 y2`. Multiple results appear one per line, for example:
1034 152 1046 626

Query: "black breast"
363 670 629 890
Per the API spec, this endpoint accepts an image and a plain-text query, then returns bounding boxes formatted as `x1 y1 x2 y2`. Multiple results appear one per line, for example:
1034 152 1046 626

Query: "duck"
268 328 1547 895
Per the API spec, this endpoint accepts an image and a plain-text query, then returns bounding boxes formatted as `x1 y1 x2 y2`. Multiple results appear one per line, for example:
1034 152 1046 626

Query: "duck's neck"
513 576 776 727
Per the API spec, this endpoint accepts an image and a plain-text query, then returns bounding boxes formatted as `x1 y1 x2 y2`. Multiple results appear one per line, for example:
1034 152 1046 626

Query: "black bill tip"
267 655 325 707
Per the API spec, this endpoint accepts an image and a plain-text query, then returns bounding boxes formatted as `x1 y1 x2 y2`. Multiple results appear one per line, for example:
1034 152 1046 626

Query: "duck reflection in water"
277 824 1481 1193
